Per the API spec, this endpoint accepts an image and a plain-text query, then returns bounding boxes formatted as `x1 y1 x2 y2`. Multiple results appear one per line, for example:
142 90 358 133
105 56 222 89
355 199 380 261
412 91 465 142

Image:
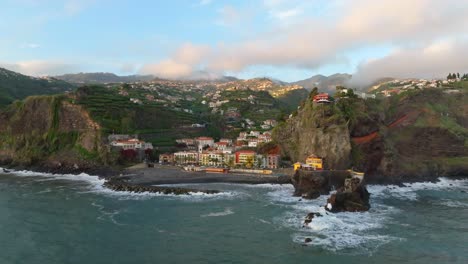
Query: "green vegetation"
0 67 74 107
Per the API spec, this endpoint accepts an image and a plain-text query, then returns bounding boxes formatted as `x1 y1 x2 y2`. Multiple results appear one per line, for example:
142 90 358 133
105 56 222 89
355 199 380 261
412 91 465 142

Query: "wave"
201 207 234 217
265 184 400 254
0 167 236 201
368 177 468 201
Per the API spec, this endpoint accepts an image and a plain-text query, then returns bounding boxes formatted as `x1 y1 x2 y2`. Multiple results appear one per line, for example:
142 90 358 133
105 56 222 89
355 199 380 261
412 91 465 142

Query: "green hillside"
74 86 209 149
0 67 74 107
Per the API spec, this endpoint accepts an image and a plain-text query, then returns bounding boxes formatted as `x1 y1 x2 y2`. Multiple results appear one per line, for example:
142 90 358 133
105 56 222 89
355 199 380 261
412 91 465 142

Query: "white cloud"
0 60 81 76
142 0 468 81
20 42 40 49
350 40 468 87
199 0 212 5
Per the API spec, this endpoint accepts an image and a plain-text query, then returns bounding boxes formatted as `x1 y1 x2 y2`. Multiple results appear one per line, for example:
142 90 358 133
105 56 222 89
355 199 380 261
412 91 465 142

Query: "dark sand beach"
119 164 291 186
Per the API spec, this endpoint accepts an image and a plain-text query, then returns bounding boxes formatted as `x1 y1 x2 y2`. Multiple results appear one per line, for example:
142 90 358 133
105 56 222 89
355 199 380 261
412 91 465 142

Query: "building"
159 153 174 164
305 155 323 170
265 146 281 169
235 150 256 167
214 141 229 150
195 137 214 148
173 151 199 165
219 138 233 145
313 93 332 103
108 134 133 142
110 138 153 150
176 138 195 146
199 151 225 167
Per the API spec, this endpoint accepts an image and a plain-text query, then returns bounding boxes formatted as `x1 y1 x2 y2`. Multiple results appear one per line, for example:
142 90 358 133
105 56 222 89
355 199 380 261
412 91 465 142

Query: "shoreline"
119 165 292 186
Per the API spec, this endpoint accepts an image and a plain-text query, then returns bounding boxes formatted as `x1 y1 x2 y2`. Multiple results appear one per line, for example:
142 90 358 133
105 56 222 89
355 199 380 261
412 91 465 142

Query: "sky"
1 0 468 84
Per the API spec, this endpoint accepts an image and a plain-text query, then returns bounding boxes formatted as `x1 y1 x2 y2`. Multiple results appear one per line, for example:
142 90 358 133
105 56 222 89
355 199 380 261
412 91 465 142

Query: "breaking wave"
201 207 234 217
0 167 236 201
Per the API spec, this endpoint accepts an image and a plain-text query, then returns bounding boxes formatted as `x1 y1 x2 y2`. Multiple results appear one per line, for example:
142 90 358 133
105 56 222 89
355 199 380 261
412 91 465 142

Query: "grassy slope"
0 68 74 107
75 86 207 149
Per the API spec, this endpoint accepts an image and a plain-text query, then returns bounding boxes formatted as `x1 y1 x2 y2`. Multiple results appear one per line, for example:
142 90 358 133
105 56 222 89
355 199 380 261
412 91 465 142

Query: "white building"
110 138 153 150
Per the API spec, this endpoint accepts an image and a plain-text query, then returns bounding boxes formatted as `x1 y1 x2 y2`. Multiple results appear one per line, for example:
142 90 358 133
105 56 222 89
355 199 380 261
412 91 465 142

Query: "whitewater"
1 167 467 263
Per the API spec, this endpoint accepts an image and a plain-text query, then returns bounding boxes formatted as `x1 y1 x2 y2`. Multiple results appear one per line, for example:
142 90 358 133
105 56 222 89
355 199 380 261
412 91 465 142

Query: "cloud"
20 42 40 49
199 0 212 5
144 0 468 80
350 40 468 87
0 61 82 76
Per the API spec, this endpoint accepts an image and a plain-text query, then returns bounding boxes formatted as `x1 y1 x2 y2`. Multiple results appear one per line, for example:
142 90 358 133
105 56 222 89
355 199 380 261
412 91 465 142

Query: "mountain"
215 77 309 109
0 67 74 107
292 73 352 93
54 72 155 84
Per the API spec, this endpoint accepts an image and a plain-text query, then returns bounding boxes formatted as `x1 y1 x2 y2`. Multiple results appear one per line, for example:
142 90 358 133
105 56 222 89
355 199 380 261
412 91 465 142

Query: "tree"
447 73 452 80
457 73 460 79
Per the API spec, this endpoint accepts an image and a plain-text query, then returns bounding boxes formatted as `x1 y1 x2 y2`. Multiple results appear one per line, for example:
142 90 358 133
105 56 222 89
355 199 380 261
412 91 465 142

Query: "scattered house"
263 119 278 127
249 131 260 137
199 151 225 167
173 151 199 165
305 155 323 170
145 94 155 101
159 153 174 164
176 138 195 146
108 134 132 142
382 89 400 97
235 150 256 167
191 123 206 128
219 138 233 144
214 141 229 150
130 98 143 104
195 137 215 152
110 138 153 150
248 138 259 148
313 93 332 103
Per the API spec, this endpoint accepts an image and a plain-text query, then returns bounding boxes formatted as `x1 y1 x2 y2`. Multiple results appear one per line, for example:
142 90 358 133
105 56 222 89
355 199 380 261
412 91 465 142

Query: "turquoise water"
0 169 467 264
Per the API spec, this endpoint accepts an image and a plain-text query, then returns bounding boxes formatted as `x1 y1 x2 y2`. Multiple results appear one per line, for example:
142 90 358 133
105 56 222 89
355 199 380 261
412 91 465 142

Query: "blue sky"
1 0 467 83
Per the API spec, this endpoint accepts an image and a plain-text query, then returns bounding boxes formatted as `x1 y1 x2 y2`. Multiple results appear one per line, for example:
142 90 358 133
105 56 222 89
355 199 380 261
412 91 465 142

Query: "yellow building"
293 162 302 171
305 155 323 170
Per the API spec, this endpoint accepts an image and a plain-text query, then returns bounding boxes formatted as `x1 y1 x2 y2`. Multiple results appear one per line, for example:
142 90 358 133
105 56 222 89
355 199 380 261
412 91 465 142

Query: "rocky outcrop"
291 170 350 199
274 98 352 170
275 88 468 184
325 177 370 212
104 178 220 195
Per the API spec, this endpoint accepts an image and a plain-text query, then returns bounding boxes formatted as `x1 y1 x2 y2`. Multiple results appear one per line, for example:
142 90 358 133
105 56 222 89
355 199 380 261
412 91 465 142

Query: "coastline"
120 165 292 186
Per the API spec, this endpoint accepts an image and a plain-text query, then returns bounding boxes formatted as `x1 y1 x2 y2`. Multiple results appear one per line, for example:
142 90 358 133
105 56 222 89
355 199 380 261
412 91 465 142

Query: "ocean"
0 168 467 264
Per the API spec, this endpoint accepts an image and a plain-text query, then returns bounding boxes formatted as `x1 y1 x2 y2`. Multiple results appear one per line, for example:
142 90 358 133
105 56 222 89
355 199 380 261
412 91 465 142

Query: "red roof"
267 146 281 155
215 142 228 145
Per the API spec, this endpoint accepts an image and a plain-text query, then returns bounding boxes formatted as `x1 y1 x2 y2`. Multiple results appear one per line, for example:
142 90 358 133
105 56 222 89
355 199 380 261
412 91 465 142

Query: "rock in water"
304 238 312 243
325 177 370 212
303 212 323 226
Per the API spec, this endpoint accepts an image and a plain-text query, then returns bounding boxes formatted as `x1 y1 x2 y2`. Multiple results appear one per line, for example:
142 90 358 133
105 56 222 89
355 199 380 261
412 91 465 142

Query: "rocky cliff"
274 88 468 183
273 92 352 170
0 95 111 172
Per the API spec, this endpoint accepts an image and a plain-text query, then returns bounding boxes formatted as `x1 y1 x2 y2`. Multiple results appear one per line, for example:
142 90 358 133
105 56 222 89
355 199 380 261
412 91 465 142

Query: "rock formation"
325 177 370 212
104 177 220 195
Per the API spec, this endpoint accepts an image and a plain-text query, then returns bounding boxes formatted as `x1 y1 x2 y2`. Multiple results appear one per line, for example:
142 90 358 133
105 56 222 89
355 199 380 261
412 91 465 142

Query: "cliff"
0 95 112 172
274 88 468 183
273 91 352 170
